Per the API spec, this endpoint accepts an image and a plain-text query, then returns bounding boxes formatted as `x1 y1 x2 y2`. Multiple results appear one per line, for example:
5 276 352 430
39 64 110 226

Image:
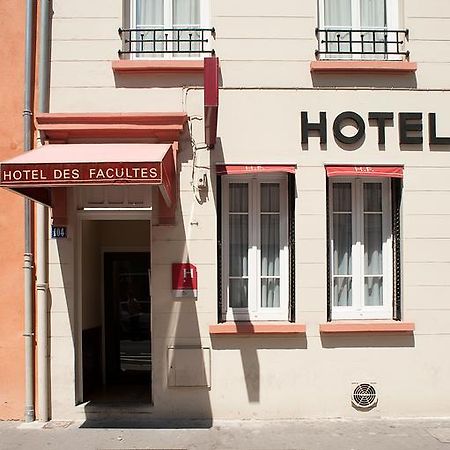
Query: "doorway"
104 252 151 393
80 219 152 404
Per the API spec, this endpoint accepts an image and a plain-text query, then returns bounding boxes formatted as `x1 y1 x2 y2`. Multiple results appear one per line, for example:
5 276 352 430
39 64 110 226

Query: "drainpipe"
36 0 51 422
23 0 36 423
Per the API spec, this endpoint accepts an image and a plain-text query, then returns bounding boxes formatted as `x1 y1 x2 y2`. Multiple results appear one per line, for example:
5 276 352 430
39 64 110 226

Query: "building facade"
0 0 27 420
1 0 450 421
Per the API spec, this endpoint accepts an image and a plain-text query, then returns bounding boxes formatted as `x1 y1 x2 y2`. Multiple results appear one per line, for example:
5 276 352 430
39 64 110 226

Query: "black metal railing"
315 28 409 59
118 27 215 57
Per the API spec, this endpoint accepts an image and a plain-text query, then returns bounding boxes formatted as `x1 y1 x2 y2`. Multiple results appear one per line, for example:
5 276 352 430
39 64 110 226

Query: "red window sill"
310 60 417 74
209 322 306 335
112 59 204 74
319 321 415 334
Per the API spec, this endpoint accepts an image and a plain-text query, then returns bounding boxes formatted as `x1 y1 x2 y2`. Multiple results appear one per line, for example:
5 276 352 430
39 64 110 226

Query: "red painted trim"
51 188 67 226
204 56 219 147
209 322 306 335
158 190 176 225
319 321 415 333
112 60 204 73
37 124 184 141
159 145 176 208
311 60 417 73
36 112 187 125
10 187 51 206
217 164 297 175
35 112 188 143
326 165 403 178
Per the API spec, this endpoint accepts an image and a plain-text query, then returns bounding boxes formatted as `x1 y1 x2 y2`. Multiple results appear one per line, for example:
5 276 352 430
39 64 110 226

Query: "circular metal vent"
352 383 377 409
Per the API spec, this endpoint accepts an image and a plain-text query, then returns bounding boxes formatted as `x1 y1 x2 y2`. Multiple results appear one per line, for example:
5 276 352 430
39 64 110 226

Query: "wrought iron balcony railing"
315 28 410 59
118 27 215 57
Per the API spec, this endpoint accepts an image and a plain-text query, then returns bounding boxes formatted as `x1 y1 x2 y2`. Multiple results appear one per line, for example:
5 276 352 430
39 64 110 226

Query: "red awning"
325 165 403 178
216 164 296 175
0 143 176 208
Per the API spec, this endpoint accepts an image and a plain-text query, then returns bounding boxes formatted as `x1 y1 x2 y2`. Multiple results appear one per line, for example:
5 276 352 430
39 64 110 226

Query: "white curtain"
173 0 200 25
363 183 383 306
260 184 280 308
332 183 353 307
361 0 386 27
324 0 352 57
136 0 164 26
229 183 249 308
135 0 164 55
173 0 201 54
324 0 352 27
360 0 387 56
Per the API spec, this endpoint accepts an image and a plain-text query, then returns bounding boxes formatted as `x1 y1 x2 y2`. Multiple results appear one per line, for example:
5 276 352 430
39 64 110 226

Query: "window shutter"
288 173 296 323
216 174 224 323
391 178 402 320
326 177 332 322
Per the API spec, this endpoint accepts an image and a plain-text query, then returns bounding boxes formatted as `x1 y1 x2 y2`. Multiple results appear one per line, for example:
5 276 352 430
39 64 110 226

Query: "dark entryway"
103 251 151 401
82 249 152 404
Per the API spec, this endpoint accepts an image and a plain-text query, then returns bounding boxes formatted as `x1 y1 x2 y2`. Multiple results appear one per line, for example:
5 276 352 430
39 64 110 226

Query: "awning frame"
216 164 297 175
325 165 404 178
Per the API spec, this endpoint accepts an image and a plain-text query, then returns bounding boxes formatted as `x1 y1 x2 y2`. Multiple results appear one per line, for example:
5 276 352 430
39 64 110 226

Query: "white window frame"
318 0 400 60
130 0 210 60
222 174 289 322
329 177 393 320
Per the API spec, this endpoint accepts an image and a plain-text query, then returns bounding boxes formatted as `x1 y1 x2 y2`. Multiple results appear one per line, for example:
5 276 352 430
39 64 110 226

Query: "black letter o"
333 111 365 145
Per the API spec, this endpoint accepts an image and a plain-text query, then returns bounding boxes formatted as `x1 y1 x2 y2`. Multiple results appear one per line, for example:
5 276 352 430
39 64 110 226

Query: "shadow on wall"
320 332 415 348
211 335 308 404
52 236 81 419
113 72 205 89
209 139 308 404
311 72 417 89
79 134 213 429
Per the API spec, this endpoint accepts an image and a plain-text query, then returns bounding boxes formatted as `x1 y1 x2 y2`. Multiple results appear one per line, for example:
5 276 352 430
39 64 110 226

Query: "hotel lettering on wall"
301 112 450 147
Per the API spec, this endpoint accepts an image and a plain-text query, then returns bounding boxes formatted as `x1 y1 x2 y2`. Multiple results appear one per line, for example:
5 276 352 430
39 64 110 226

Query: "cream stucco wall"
47 0 450 420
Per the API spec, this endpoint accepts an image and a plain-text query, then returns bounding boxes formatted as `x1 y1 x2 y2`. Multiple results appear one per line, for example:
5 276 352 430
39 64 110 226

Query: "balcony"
315 28 410 60
118 26 215 59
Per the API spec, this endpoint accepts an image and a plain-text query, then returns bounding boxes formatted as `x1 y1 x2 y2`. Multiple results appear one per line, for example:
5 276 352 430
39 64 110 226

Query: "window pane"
364 214 383 275
173 0 200 25
323 0 351 56
364 183 382 212
261 183 280 212
134 0 164 56
360 0 387 57
361 0 386 28
173 0 201 54
228 182 249 309
229 183 248 212
333 183 352 212
229 215 248 277
324 0 351 27
229 279 248 308
333 214 352 275
333 277 352 306
261 279 280 308
136 0 164 26
365 276 383 306
261 215 280 276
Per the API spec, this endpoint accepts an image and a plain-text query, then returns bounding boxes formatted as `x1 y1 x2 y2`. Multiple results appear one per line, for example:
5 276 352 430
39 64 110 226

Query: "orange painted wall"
0 0 26 420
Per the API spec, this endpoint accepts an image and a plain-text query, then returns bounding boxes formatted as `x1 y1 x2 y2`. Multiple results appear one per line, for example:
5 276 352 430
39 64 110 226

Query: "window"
128 0 210 58
317 0 405 60
328 177 401 320
221 175 290 321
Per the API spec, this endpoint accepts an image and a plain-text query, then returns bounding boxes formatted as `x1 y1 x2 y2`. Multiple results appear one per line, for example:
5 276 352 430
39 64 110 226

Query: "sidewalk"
1 418 450 450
